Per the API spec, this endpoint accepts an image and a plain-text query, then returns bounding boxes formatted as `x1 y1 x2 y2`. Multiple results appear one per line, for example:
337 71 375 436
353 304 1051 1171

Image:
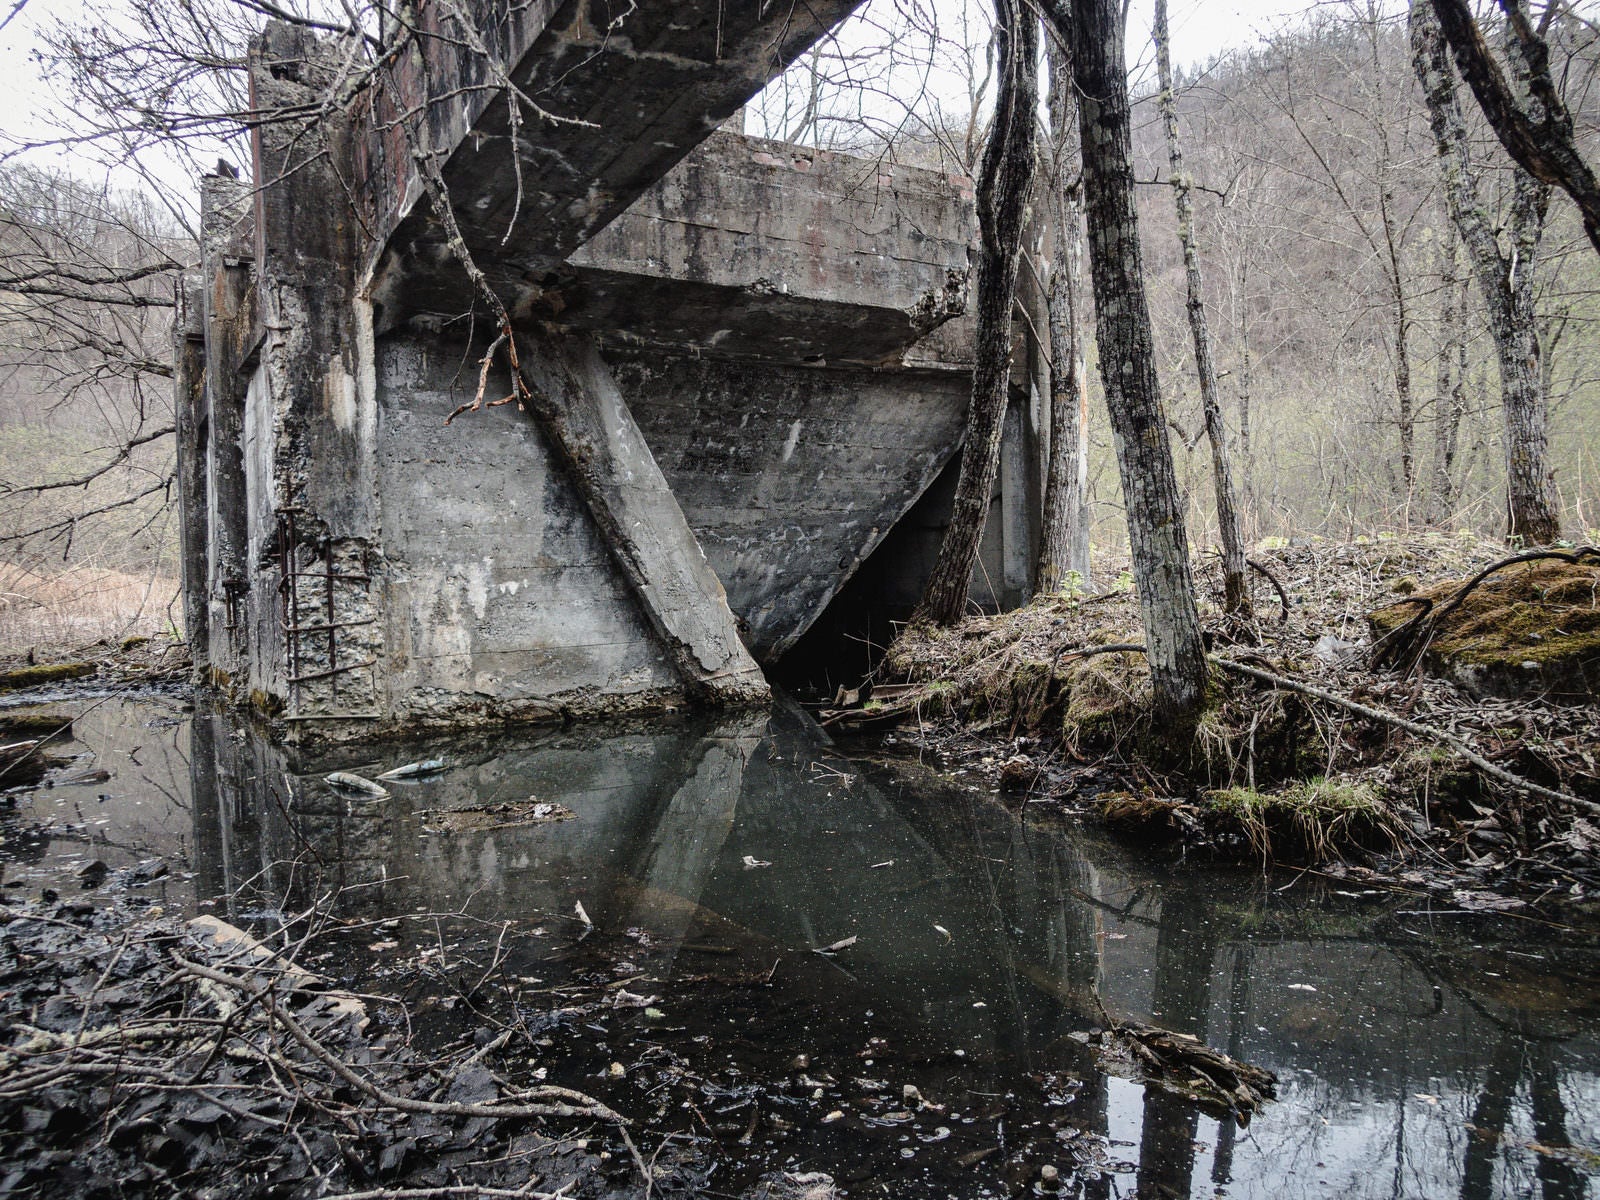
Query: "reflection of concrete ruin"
186 704 1600 1197
175 2 1047 736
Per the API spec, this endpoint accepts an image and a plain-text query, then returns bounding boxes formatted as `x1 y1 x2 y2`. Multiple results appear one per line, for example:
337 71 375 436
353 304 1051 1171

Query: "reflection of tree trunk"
1137 891 1219 1200
1211 945 1252 1186
1461 1029 1523 1200
189 709 225 907
1527 1041 1585 1200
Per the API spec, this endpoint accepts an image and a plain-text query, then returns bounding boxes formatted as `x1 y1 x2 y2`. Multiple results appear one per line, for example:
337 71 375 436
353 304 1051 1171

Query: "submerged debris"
1091 1021 1277 1125
419 798 576 833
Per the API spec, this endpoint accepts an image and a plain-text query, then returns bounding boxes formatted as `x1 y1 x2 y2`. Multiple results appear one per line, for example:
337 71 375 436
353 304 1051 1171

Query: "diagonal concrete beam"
514 328 769 705
359 0 865 326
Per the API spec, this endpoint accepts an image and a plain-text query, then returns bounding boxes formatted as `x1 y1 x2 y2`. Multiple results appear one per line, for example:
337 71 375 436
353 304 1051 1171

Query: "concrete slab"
362 0 865 324
560 132 974 366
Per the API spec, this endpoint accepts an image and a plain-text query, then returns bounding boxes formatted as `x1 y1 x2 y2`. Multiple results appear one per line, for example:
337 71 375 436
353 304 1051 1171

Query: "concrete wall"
178 18 1023 738
373 334 680 725
612 351 970 659
562 131 974 367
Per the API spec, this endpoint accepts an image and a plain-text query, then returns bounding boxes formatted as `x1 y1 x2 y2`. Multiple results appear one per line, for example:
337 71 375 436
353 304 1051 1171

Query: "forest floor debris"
845 533 1600 899
0 899 628 1200
0 633 191 698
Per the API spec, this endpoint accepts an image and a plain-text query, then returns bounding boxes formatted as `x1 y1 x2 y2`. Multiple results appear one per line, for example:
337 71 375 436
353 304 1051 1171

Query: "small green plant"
1058 570 1087 601
1206 776 1402 862
1114 569 1134 593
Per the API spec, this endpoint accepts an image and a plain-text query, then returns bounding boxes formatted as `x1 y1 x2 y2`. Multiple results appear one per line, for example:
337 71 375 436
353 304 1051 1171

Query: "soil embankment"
836 534 1600 900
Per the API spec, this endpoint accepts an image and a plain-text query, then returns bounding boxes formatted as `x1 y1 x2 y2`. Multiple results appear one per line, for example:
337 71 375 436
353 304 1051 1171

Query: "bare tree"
1153 0 1252 618
1412 0 1562 543
1249 8 1435 515
1429 0 1600 256
916 0 1039 625
1044 0 1209 735
1034 26 1093 595
0 166 185 567
1427 223 1470 523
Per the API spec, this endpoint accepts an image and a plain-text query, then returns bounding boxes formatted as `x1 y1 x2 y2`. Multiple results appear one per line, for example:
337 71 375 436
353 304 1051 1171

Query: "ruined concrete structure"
177 2 1045 738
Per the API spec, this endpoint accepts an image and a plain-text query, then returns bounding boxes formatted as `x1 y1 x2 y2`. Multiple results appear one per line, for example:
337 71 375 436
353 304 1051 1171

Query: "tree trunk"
1392 271 1416 504
1153 0 1251 618
1052 0 1209 733
915 1 1039 625
1428 0 1600 256
1428 225 1466 525
1236 261 1255 537
1411 2 1562 545
1035 28 1092 595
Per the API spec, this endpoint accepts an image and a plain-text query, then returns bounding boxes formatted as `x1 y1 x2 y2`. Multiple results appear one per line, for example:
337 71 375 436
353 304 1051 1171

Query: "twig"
1246 558 1291 623
316 1185 572 1200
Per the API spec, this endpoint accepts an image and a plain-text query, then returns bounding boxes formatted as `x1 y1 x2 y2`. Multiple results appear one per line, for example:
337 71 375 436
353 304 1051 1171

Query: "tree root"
1371 545 1600 673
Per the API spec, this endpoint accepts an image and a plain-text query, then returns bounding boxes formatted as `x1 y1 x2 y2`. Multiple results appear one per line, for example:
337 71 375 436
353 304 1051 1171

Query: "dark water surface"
3 695 1598 1199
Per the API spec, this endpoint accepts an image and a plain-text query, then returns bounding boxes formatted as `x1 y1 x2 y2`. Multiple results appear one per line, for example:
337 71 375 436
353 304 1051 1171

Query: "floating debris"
324 771 388 797
375 758 447 780
418 799 575 833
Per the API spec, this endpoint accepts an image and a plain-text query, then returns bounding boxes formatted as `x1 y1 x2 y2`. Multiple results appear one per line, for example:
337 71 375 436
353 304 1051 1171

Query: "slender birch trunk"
1153 0 1251 618
915 1 1039 625
1428 225 1466 524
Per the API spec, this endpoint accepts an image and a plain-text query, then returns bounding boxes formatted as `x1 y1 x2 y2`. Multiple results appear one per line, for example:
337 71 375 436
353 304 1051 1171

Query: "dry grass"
1206 776 1406 863
0 559 179 655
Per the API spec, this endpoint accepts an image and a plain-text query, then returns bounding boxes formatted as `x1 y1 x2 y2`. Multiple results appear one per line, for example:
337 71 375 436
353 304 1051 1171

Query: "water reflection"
6 697 1597 1197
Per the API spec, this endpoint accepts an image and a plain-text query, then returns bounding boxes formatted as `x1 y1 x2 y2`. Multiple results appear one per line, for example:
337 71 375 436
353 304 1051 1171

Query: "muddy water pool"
2 694 1597 1199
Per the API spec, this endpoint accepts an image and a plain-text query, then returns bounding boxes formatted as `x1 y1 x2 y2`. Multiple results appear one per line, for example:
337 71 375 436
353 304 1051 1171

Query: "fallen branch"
1213 656 1600 817
318 1184 571 1200
1246 558 1291 623
1049 641 1148 671
174 957 629 1125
